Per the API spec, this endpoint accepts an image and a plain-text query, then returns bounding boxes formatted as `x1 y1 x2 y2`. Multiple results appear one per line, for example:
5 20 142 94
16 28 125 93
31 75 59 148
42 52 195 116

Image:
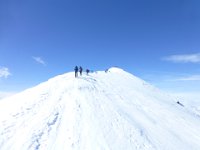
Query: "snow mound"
107 67 124 73
1 69 200 150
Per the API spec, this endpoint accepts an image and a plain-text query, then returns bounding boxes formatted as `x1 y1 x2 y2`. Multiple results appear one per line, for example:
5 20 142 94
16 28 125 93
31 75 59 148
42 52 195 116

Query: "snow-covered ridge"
1 68 200 150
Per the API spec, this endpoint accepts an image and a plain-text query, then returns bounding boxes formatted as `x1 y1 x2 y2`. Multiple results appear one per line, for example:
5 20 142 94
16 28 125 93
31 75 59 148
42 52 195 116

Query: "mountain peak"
1 69 200 150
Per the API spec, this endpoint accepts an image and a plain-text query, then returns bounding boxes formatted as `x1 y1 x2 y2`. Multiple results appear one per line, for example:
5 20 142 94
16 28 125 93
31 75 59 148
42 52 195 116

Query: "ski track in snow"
1 68 200 150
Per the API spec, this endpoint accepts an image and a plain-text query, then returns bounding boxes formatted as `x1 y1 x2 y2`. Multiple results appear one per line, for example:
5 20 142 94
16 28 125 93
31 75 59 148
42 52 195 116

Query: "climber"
79 66 83 76
74 66 78 78
86 69 90 75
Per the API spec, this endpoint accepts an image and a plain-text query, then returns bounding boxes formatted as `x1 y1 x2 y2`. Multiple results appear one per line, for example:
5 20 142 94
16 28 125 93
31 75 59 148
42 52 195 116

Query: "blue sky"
0 0 200 96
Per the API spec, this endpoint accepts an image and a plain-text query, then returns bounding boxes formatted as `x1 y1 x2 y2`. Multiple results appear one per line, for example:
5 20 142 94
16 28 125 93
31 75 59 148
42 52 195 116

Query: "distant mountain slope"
1 67 200 150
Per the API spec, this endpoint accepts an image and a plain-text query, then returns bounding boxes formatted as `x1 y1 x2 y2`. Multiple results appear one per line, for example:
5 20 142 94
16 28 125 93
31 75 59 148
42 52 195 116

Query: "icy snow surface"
1 67 200 150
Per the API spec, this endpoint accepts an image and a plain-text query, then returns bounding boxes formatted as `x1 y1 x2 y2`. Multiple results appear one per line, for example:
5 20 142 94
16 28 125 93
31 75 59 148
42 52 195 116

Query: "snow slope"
1 67 200 150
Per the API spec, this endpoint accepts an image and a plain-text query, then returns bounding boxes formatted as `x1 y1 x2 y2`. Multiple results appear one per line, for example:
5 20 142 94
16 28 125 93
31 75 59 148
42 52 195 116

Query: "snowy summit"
1 67 200 150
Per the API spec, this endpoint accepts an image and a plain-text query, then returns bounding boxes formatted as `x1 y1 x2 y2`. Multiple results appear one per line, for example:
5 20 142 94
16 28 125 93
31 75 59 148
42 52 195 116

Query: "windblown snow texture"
1 67 200 150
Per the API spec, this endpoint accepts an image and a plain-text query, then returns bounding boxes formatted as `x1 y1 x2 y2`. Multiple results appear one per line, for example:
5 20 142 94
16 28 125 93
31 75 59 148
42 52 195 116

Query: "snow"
1 67 200 150
0 92 15 100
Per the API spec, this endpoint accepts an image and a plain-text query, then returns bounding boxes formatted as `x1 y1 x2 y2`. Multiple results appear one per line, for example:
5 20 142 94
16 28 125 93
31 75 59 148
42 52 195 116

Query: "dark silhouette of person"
86 69 90 75
79 66 83 76
74 66 78 77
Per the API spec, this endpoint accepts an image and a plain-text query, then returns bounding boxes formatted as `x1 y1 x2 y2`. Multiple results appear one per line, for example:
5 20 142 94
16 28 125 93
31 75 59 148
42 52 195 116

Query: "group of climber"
74 66 90 78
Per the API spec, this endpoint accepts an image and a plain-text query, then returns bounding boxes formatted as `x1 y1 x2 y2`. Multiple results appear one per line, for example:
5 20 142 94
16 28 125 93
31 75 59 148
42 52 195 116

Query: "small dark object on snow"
177 101 184 107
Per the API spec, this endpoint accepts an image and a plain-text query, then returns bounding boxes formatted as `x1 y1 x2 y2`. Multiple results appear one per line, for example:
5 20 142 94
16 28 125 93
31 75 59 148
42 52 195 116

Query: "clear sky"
0 0 200 97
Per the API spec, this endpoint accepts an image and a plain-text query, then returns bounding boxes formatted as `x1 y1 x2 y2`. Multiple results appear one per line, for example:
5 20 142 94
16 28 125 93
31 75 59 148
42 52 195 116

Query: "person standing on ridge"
79 66 83 76
74 66 78 78
86 69 90 75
